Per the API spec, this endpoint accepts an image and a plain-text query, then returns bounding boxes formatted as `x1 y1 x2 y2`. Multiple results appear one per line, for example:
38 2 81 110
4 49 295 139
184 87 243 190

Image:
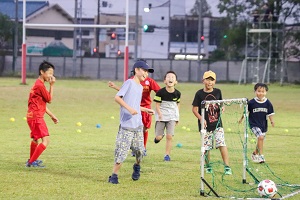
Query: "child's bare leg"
205 150 210 165
165 134 172 155
219 146 229 166
113 163 122 174
256 136 264 155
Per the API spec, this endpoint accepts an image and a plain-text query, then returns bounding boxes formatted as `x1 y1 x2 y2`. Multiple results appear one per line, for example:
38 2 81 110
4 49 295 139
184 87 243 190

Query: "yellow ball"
76 129 82 133
227 128 231 132
10 117 15 122
250 138 256 144
181 126 186 130
284 129 289 133
110 116 115 119
186 128 190 131
23 117 27 120
76 122 82 126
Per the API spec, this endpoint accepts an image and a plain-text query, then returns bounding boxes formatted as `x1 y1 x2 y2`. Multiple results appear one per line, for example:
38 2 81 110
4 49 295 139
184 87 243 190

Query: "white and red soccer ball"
257 179 278 198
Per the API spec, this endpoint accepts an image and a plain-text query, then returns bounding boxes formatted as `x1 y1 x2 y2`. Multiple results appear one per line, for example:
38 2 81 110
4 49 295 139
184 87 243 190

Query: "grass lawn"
0 77 299 199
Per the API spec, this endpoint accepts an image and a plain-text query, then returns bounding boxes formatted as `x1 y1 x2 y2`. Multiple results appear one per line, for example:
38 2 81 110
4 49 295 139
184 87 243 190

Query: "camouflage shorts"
114 126 144 163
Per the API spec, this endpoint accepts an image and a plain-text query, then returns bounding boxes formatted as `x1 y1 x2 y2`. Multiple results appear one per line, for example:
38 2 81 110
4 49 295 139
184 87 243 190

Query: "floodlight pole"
197 0 202 82
124 0 129 81
12 0 18 73
134 0 139 61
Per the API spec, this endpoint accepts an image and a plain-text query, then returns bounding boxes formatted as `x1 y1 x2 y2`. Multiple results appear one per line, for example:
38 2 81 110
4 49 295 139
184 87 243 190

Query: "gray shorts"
155 121 176 137
114 126 144 163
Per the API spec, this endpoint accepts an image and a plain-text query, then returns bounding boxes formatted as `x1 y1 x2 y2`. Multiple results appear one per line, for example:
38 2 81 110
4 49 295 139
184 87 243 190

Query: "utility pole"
168 0 171 59
72 0 78 77
197 0 202 82
134 0 139 61
78 0 82 56
96 0 100 51
12 0 18 73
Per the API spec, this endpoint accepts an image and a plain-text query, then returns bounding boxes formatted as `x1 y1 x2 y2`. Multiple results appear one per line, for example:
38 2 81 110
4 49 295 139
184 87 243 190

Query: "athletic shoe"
132 164 141 181
26 159 43 165
164 155 171 161
204 164 213 174
204 165 213 174
258 155 265 163
108 173 119 184
25 160 45 168
154 138 161 143
143 149 147 156
224 166 232 175
154 135 165 144
251 153 260 163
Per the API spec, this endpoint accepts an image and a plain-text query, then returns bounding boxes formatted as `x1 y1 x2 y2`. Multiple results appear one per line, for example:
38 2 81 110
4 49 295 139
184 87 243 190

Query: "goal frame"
199 98 248 196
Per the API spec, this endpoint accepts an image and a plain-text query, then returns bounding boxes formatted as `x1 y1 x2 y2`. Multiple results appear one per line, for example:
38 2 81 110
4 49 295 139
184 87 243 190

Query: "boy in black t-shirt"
192 70 232 175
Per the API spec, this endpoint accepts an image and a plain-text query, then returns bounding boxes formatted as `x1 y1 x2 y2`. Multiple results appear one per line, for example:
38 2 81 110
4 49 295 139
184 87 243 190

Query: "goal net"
199 98 300 199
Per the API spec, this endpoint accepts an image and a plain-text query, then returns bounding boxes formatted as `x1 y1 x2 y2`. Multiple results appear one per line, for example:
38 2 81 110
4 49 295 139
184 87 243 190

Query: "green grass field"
0 77 300 199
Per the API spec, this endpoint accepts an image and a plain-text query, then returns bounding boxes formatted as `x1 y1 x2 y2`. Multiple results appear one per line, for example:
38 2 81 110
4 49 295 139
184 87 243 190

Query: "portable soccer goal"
199 98 300 199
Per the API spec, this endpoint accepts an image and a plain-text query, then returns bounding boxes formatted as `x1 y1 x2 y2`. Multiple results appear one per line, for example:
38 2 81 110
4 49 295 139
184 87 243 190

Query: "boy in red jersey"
108 59 160 156
26 61 59 167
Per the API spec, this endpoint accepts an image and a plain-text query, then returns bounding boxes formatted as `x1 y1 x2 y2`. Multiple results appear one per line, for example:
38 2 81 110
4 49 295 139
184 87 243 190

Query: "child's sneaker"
26 159 43 165
251 153 260 163
154 135 165 143
258 155 265 163
143 149 147 156
164 155 171 161
108 173 119 184
204 165 213 174
132 164 141 181
25 160 45 168
224 166 232 175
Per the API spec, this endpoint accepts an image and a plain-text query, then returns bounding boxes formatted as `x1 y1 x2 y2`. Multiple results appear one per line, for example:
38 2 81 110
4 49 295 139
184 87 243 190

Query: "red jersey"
27 79 51 120
140 77 160 107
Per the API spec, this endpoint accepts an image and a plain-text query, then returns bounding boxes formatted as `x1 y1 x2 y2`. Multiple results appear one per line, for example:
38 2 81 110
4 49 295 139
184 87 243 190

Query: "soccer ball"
257 179 277 198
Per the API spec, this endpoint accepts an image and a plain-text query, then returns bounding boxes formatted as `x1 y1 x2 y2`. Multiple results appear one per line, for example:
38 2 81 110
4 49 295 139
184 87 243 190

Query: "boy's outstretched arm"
108 81 120 91
46 107 59 124
141 107 155 115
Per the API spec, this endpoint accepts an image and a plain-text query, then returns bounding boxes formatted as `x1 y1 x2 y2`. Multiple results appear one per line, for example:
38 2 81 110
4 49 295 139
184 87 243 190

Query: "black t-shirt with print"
192 88 223 132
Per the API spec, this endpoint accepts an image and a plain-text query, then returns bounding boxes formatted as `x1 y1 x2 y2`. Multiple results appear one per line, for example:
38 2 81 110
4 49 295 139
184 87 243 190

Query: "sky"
46 0 222 18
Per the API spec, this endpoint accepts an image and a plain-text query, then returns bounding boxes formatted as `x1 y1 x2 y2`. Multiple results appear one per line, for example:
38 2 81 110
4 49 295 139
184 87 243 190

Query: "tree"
0 13 14 49
189 0 212 16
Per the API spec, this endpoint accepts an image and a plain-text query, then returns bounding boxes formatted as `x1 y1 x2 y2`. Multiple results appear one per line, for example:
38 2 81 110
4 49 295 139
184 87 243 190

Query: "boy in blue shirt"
108 60 155 184
240 83 275 163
